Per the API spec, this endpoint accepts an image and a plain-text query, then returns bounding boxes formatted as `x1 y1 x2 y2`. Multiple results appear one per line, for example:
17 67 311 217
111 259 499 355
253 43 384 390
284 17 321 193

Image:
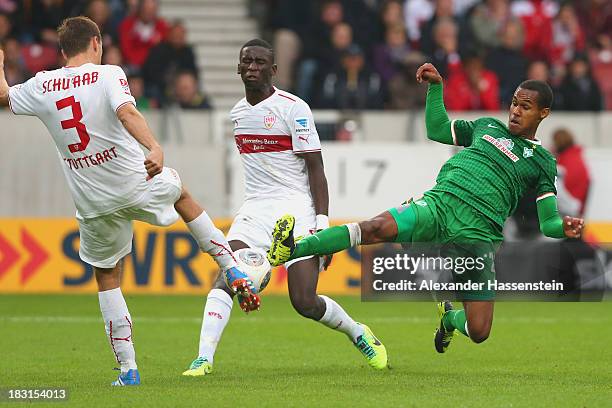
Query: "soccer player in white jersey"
0 17 261 386
182 39 387 376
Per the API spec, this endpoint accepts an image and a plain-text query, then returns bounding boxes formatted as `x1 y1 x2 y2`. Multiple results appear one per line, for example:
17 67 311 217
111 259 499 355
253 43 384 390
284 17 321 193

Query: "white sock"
318 295 364 342
98 288 137 373
186 211 238 271
198 288 233 363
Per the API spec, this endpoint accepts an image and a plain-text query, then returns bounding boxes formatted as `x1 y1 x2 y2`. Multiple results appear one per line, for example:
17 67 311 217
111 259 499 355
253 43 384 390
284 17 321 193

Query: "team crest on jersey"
498 137 514 150
523 147 533 158
264 113 276 129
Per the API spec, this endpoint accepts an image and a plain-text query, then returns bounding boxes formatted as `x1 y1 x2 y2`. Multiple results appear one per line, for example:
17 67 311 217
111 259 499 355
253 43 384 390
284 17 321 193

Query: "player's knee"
467 320 491 343
212 273 235 297
358 218 386 244
290 293 323 320
177 186 191 202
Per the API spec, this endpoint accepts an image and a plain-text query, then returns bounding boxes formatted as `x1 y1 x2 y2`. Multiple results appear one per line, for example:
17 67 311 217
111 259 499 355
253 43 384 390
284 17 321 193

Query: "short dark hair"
239 38 275 62
58 16 101 58
518 79 554 109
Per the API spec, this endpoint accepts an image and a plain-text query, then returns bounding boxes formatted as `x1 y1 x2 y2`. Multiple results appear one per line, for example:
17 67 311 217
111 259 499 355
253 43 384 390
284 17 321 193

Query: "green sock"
290 225 351 260
442 309 468 337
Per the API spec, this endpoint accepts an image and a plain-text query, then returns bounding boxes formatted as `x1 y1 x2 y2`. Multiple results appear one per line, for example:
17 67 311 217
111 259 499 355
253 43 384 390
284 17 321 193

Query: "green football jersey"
430 117 557 228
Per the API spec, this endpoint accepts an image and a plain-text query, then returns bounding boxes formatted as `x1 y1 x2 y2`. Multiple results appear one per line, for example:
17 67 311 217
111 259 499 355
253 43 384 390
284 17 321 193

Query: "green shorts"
388 191 503 301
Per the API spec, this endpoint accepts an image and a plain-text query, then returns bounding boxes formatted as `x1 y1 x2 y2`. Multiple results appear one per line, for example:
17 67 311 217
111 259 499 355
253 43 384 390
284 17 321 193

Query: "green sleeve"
536 195 565 238
425 83 476 146
424 83 453 145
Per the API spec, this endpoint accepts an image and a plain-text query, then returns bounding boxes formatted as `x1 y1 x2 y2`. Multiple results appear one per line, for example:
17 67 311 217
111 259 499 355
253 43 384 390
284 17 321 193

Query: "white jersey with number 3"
8 63 148 218
230 88 322 202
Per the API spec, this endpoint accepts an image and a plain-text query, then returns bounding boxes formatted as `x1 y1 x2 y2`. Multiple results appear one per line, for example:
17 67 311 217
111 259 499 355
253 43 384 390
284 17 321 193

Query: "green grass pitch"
1 295 611 407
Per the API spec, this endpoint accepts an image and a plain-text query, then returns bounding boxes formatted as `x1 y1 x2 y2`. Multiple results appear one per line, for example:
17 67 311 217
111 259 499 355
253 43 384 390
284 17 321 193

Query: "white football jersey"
230 88 322 202
8 63 149 218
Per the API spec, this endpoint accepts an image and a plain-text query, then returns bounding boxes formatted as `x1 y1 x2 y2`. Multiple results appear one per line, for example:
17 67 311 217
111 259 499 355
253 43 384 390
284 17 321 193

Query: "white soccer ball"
233 247 272 293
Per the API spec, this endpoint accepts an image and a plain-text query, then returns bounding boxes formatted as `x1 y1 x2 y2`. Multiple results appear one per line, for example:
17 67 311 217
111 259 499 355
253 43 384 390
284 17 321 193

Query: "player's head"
237 39 277 90
508 80 553 136
58 16 102 64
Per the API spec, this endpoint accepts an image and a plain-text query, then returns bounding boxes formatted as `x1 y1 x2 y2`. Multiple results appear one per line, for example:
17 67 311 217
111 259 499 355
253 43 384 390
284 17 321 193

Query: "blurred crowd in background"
256 0 612 111
1 0 610 112
0 0 208 110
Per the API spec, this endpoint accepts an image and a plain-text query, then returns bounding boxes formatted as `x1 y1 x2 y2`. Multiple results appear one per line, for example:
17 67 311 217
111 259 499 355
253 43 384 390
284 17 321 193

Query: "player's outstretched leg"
174 187 259 312
268 211 401 266
288 258 388 370
434 301 459 353
434 300 494 353
95 261 140 386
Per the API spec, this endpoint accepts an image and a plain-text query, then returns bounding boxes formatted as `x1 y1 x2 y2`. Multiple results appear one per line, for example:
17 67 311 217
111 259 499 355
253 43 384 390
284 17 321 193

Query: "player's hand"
144 146 163 179
321 254 333 270
563 216 584 238
415 63 443 84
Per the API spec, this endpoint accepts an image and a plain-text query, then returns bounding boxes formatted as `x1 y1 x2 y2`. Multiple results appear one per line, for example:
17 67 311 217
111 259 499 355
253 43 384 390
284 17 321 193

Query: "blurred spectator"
315 44 385 110
526 59 550 83
86 0 117 48
0 13 13 42
128 74 156 110
550 3 585 80
28 0 73 44
142 20 197 105
575 0 612 47
373 24 412 83
444 52 500 111
552 128 590 216
485 19 528 107
428 17 461 78
102 44 124 66
589 34 612 109
173 71 212 110
420 0 469 57
403 0 434 43
469 0 519 50
3 37 31 85
0 0 18 15
376 0 405 42
511 0 558 61
119 0 168 69
297 20 353 103
387 52 428 109
556 55 603 111
295 1 346 102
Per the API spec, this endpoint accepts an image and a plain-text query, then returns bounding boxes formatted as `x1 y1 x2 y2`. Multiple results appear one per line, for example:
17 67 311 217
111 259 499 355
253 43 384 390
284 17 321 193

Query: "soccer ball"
233 247 272 293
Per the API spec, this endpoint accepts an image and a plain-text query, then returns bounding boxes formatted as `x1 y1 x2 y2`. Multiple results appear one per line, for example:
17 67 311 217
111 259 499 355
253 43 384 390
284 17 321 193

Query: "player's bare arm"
300 151 333 268
116 102 163 178
0 50 10 107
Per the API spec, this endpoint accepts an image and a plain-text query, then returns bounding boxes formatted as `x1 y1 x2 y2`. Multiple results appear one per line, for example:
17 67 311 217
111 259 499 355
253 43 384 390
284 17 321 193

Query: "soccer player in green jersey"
267 62 584 352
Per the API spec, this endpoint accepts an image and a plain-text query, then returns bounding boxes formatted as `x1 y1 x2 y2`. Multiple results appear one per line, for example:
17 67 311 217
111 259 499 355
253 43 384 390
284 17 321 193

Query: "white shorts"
78 167 182 268
227 197 317 268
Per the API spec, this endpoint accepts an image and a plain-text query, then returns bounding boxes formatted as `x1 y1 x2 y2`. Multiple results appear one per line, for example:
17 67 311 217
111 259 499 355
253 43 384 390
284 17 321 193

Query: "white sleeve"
103 65 136 112
8 77 38 116
288 100 321 153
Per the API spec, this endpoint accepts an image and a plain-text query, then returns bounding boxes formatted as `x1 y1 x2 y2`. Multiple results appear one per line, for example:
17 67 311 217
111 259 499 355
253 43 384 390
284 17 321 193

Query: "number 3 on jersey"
56 96 90 153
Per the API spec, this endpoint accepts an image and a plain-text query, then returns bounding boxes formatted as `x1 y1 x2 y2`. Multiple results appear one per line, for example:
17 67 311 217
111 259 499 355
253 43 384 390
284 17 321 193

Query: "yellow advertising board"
0 218 361 295
0 218 610 295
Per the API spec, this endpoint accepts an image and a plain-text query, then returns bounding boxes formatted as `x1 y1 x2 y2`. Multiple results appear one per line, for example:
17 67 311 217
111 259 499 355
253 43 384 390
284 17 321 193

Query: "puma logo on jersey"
298 134 309 142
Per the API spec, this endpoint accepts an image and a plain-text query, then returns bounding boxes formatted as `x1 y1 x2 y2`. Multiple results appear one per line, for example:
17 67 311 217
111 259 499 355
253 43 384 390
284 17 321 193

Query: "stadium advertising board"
0 218 361 294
